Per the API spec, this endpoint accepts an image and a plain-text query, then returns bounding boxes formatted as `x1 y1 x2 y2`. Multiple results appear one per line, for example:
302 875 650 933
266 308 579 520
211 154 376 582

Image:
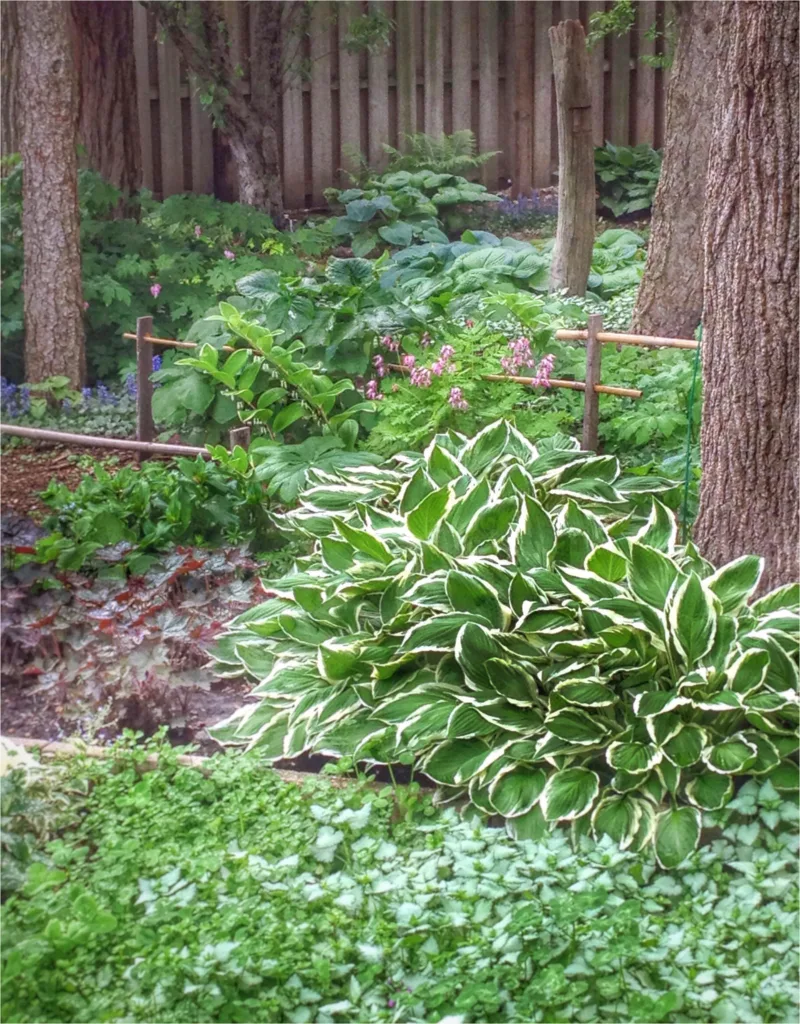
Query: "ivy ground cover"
208 420 799 866
1 740 797 1024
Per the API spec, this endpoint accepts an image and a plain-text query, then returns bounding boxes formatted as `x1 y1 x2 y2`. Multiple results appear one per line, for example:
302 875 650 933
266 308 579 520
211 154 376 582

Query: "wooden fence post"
582 314 603 452
229 426 251 450
136 315 154 463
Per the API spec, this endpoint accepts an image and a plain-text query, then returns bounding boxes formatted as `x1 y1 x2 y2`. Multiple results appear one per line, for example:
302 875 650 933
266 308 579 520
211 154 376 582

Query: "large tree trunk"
148 0 284 221
1 2 21 157
69 1 142 198
693 1 798 591
549 20 594 296
19 1 85 387
630 2 718 339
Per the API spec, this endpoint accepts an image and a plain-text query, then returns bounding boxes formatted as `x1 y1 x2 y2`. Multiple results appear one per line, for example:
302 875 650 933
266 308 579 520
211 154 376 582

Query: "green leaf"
463 498 518 552
703 736 758 774
273 402 306 434
585 544 628 583
545 709 609 744
628 542 680 608
378 221 414 247
407 486 452 540
397 613 486 655
445 570 505 629
461 420 509 475
454 621 504 687
726 648 769 695
591 795 643 849
607 742 660 774
508 496 556 570
489 767 546 818
92 511 126 546
654 806 700 868
553 679 616 708
668 572 717 668
634 498 677 552
661 724 706 767
423 738 491 785
706 555 764 614
335 520 392 564
541 767 600 822
684 774 733 811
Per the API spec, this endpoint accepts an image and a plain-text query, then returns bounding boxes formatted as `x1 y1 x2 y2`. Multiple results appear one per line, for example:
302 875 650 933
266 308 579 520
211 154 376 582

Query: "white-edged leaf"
654 806 700 868
541 767 600 822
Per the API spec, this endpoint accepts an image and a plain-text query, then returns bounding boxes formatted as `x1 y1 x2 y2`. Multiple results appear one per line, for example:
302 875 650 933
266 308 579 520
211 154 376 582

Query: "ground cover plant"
208 419 799 866
1 736 798 1024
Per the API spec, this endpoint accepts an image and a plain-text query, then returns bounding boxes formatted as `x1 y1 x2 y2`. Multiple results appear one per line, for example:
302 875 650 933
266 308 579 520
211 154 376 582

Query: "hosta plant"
209 421 799 865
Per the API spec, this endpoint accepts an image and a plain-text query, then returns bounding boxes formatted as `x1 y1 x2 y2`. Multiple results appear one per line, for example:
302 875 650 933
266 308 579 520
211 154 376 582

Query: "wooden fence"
133 0 674 209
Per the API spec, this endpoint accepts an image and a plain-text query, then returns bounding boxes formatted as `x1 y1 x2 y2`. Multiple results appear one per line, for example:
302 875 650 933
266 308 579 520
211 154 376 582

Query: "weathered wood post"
228 426 251 450
549 20 595 295
582 314 603 452
136 315 154 463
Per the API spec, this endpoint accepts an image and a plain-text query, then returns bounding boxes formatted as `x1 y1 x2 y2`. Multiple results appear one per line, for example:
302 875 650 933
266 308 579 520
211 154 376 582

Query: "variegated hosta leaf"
204 418 799 860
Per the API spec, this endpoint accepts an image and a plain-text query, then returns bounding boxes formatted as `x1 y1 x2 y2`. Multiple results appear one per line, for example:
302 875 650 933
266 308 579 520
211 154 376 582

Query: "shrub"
595 143 662 219
208 420 799 865
1 737 798 1023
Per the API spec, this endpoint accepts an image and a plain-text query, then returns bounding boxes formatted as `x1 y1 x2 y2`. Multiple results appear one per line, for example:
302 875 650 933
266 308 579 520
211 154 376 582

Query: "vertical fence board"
156 36 183 196
512 2 533 195
450 2 471 131
282 17 306 208
635 2 656 144
368 1 390 169
533 2 553 188
560 1 580 21
396 1 417 144
423 1 444 138
585 0 605 145
338 4 362 175
477 3 498 186
189 76 214 194
310 2 332 205
133 2 154 191
609 25 630 144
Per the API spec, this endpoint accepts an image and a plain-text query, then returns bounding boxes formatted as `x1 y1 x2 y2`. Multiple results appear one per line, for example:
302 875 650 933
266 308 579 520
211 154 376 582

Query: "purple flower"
531 353 556 388
81 387 92 402
501 335 536 375
401 354 416 369
372 354 387 378
18 386 30 413
448 386 469 411
150 282 162 299
439 344 455 363
365 379 383 401
125 373 137 398
96 382 118 406
387 1001 396 1009
152 355 162 372
420 331 433 348
224 249 236 260
194 224 202 237
379 334 399 352
410 366 431 388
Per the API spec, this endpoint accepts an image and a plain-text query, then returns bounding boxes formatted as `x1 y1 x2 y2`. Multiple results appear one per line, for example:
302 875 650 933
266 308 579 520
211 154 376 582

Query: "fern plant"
383 130 500 177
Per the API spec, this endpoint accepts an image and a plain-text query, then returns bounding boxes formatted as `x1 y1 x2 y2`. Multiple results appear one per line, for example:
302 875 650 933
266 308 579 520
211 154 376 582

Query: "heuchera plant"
208 420 799 867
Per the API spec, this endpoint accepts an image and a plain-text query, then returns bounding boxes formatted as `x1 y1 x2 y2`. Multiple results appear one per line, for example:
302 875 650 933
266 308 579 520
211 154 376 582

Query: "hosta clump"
209 421 799 864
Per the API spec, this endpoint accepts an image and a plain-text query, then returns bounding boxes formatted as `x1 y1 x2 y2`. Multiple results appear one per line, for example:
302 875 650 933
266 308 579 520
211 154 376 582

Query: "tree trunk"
549 20 595 296
69 1 142 198
630 2 718 338
19 1 85 387
148 0 284 221
1 1 21 157
693 1 798 591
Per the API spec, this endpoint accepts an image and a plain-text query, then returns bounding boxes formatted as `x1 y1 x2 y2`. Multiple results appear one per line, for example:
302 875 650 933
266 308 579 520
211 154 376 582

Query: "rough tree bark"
19 1 85 386
1 2 20 157
549 20 595 296
693 1 798 591
69 1 142 198
630 2 718 338
147 0 284 220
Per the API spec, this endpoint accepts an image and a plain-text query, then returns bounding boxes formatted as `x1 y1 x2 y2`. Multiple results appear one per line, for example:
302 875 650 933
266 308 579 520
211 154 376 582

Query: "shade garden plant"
208 420 799 868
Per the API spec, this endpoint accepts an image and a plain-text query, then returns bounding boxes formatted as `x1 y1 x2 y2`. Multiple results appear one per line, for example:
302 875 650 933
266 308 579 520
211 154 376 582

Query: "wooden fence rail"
133 0 674 208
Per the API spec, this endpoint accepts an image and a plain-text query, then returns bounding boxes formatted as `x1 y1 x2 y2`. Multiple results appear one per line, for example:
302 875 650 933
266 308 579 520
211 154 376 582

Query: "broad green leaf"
508 495 556 570
633 690 689 718
541 767 600 822
607 742 660 774
423 738 490 785
654 806 700 868
317 640 361 682
726 648 770 695
445 570 505 629
740 731 780 774
706 555 764 614
454 622 504 687
445 478 491 533
397 613 487 655
463 498 518 552
545 709 609 744
591 795 643 849
335 520 392 564
703 736 758 774
399 467 435 514
489 767 546 817
273 402 306 434
668 572 717 668
661 724 706 767
634 497 678 552
461 420 509 475
684 773 733 811
551 529 593 569
751 581 800 615
560 500 608 545
585 544 628 583
628 542 680 608
553 679 616 708
506 804 549 841
407 486 452 540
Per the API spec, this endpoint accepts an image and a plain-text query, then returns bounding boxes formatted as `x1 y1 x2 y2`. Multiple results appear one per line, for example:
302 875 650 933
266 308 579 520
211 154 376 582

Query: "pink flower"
150 282 162 299
420 331 433 348
448 386 469 411
439 344 455 363
372 354 386 378
431 359 446 376
401 354 416 369
83 301 89 310
194 225 202 237
501 335 536 375
380 334 399 352
224 249 235 260
365 379 383 400
410 366 432 388
531 353 556 388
